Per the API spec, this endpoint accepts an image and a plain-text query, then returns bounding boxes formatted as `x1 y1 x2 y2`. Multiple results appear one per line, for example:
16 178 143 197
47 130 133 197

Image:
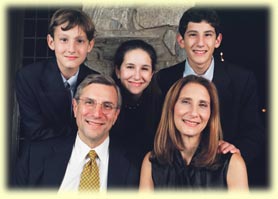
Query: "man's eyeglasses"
76 97 118 114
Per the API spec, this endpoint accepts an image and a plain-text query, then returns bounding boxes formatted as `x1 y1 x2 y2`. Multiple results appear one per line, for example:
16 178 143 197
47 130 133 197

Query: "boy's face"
177 21 222 75
47 23 94 78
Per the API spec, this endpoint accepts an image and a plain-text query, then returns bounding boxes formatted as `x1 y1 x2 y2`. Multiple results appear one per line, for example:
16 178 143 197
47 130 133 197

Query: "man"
15 8 99 141
154 7 264 185
13 74 140 191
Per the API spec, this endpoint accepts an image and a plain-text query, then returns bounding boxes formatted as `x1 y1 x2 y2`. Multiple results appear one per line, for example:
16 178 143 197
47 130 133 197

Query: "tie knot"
88 150 97 160
65 81 71 89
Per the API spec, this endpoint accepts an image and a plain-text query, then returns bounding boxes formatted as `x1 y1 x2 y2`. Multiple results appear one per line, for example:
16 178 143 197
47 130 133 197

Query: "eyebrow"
125 63 152 67
186 30 215 34
80 97 115 104
179 97 209 104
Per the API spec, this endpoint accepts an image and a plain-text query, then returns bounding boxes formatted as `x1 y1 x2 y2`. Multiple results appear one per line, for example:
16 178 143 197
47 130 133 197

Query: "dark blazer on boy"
154 59 264 166
16 59 99 141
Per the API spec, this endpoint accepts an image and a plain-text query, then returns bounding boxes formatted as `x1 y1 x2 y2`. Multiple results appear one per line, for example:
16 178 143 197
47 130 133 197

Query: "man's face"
177 21 222 75
73 83 120 148
47 23 94 79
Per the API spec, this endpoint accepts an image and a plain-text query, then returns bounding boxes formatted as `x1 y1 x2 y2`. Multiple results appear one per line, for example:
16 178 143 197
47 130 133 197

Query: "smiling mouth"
66 56 78 60
86 120 104 126
183 119 200 127
129 82 144 87
193 50 207 55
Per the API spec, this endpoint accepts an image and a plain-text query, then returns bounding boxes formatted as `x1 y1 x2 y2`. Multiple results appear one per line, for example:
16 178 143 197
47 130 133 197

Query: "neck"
123 88 143 107
180 136 200 165
187 58 212 75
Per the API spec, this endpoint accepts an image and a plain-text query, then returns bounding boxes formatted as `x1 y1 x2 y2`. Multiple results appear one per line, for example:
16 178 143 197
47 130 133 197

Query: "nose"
68 41 76 53
134 69 141 80
196 35 205 47
92 103 103 117
189 104 198 117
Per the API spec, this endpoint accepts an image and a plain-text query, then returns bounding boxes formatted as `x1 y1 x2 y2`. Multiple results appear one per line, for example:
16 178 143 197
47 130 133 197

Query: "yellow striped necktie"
79 150 100 191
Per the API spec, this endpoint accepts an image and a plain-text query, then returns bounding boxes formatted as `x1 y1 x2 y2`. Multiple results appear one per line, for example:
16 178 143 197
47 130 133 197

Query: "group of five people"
13 7 264 191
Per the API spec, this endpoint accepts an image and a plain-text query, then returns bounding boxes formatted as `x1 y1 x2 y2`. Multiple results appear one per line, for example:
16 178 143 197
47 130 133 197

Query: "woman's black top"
151 150 232 190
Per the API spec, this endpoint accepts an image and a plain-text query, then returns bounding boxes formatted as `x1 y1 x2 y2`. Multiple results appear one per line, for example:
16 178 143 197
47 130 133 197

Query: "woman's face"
116 49 153 97
174 82 211 138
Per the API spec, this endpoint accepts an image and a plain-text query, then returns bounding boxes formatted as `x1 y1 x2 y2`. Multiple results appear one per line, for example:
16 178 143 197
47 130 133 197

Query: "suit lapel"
42 136 75 186
212 60 232 99
107 143 130 187
39 59 71 120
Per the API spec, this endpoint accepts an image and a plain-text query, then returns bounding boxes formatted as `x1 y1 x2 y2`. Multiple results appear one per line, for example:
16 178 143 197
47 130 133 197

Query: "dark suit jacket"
13 135 140 190
154 60 264 166
15 59 99 141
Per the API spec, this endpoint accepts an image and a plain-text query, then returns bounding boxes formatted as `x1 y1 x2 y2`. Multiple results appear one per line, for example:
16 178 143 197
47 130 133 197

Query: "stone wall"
82 6 193 75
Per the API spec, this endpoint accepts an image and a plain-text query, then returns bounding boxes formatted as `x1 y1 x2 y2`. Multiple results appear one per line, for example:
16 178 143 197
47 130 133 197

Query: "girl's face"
174 82 211 138
116 49 153 98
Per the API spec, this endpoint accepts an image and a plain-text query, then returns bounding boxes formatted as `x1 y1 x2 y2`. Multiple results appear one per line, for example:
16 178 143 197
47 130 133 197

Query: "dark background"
7 6 269 188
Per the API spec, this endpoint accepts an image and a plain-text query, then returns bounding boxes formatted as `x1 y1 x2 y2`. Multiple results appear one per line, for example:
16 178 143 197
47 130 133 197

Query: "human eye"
85 98 95 106
205 31 215 37
189 33 197 37
186 31 197 37
77 38 86 44
126 64 134 69
199 101 209 108
142 66 151 71
181 98 190 104
205 33 213 37
102 102 114 110
60 38 68 43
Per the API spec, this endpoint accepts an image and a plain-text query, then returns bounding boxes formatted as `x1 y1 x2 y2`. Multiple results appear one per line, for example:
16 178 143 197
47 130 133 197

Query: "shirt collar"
61 68 80 89
75 133 110 163
183 57 215 81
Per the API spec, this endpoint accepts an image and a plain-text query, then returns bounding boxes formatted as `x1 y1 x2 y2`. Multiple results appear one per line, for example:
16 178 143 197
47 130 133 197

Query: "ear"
72 98 78 118
47 34 55 51
87 39 95 53
215 33 223 49
176 33 185 48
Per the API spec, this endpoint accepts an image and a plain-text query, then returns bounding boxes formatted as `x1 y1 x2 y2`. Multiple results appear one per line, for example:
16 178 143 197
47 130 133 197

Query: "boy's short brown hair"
48 8 95 41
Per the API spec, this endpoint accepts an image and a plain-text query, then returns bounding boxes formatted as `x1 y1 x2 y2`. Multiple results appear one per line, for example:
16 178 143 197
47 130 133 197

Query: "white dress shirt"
59 134 109 192
183 57 215 81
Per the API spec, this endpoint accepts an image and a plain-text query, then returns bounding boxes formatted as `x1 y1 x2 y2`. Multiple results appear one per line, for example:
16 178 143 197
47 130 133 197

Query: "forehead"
54 23 86 35
186 21 216 32
81 83 118 102
124 49 151 60
179 82 210 101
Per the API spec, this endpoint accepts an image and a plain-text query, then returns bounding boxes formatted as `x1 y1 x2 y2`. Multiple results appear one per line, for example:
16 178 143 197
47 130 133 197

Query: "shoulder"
29 135 75 154
229 153 246 169
16 59 57 82
226 153 249 190
156 61 185 75
215 60 255 80
17 60 48 76
79 63 100 75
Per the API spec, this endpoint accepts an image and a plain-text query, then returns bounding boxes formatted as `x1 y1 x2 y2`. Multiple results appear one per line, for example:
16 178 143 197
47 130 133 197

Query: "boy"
16 8 99 141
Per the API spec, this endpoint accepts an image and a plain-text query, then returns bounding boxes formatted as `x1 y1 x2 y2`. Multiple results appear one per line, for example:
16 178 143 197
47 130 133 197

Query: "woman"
139 75 248 190
110 40 162 166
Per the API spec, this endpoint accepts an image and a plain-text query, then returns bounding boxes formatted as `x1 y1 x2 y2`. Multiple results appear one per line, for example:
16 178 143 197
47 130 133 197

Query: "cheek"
119 70 132 81
142 72 153 82
173 105 182 121
201 110 211 123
